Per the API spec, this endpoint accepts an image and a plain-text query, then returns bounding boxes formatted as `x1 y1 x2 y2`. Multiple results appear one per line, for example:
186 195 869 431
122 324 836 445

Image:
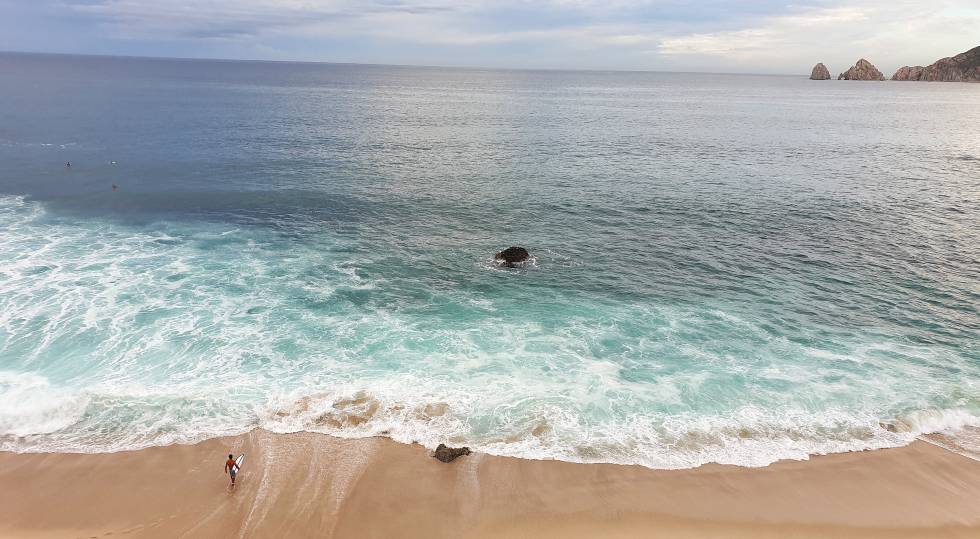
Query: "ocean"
0 52 978 468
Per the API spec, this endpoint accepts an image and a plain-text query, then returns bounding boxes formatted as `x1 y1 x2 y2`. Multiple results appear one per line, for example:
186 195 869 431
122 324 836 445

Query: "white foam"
254 378 980 469
891 408 980 435
920 426 980 461
0 195 977 469
0 372 89 437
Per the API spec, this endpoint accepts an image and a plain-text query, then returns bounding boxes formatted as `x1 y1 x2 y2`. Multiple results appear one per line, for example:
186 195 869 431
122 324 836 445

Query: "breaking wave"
0 194 978 468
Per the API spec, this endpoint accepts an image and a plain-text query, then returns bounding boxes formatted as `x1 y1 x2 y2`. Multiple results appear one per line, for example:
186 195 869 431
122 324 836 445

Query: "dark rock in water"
837 59 885 80
433 443 470 463
892 46 980 82
809 63 831 80
495 246 530 267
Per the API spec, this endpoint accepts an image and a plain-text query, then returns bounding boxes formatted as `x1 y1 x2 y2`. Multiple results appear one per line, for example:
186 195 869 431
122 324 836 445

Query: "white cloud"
655 2 980 74
34 0 980 71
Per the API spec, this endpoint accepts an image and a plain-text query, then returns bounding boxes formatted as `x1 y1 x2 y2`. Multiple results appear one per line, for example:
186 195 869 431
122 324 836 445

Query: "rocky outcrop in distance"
837 59 885 81
809 63 831 80
891 46 980 82
891 65 924 81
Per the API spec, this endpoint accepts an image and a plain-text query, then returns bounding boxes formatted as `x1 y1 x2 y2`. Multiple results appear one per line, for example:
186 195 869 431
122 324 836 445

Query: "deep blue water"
0 52 978 467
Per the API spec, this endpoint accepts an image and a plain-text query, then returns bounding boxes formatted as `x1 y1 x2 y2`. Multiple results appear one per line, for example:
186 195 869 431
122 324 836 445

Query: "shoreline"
3 430 979 538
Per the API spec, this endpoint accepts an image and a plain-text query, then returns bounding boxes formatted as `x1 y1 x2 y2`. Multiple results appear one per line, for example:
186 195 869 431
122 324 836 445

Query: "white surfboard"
235 453 245 471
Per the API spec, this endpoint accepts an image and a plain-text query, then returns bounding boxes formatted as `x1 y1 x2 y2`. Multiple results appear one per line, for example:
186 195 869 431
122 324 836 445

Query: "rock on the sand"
809 63 831 80
433 444 471 463
837 59 885 80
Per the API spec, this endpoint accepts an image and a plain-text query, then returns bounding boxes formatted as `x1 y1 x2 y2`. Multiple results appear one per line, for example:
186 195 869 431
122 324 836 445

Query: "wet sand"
1 430 979 538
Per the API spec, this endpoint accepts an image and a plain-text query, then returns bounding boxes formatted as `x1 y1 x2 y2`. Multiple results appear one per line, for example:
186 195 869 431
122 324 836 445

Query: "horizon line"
0 49 806 78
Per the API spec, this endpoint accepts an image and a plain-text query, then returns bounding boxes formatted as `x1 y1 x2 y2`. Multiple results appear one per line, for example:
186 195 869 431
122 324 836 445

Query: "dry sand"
1 430 979 538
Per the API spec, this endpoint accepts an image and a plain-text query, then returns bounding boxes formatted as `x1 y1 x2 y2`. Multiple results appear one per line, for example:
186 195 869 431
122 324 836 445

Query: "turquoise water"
0 53 978 467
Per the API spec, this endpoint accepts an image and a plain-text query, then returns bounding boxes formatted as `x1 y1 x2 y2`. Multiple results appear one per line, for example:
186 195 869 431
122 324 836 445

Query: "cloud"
653 1 980 74
658 7 870 56
5 0 980 71
67 0 458 39
70 1 330 40
62 0 826 42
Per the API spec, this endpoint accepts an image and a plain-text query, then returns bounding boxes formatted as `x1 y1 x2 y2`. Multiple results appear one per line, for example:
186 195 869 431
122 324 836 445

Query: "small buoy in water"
110 161 117 165
111 184 118 191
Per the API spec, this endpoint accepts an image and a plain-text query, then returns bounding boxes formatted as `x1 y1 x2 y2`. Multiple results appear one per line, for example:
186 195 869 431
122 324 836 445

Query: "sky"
1 0 978 74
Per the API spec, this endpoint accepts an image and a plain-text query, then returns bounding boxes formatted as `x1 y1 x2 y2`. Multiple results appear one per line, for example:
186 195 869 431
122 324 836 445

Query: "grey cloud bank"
1 0 978 73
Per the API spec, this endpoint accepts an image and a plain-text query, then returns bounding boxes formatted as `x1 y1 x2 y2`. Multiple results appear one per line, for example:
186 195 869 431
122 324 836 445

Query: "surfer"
225 454 239 486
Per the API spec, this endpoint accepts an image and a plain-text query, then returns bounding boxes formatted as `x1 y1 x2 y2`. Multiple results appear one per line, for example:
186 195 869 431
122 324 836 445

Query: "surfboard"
235 453 245 471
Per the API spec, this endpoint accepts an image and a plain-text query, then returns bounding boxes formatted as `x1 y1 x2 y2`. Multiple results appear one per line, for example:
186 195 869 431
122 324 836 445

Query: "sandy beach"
2 432 978 538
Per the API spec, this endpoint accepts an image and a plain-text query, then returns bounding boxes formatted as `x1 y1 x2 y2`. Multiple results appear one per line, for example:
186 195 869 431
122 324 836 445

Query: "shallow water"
0 53 978 468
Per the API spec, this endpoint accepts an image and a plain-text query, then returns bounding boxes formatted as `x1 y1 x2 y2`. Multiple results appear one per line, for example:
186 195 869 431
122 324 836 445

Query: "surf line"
917 436 980 462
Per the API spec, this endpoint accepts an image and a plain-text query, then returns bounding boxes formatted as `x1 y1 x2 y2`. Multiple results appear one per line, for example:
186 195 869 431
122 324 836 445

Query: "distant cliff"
809 63 831 80
892 46 980 82
837 59 885 81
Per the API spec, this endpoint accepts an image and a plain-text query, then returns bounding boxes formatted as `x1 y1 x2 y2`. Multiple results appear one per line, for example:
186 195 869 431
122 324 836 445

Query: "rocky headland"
811 46 979 82
809 63 831 80
892 66 924 81
837 59 885 80
891 46 980 82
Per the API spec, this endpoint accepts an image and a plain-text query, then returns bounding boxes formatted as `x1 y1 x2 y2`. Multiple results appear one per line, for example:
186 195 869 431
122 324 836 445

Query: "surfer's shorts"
230 469 237 479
